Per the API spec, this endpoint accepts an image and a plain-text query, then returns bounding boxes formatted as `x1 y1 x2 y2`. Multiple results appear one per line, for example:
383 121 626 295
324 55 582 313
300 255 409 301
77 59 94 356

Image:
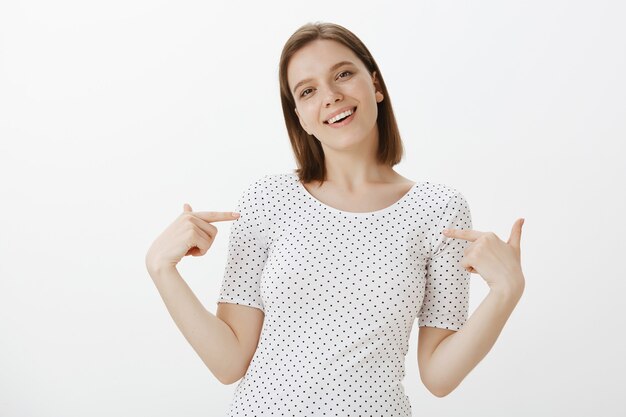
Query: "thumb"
507 218 524 253
183 203 192 212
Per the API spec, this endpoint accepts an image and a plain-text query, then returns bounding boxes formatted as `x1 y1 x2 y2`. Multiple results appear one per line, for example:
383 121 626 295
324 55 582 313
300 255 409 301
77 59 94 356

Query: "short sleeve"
418 191 472 331
216 177 269 312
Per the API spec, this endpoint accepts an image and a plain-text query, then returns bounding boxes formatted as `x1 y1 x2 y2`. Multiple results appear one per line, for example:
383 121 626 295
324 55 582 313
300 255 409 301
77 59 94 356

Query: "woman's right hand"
145 203 240 273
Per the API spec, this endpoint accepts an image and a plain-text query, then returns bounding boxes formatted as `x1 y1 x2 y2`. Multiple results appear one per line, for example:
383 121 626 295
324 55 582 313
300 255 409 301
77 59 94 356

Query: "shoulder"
418 181 467 207
245 171 296 193
247 172 293 186
239 172 296 204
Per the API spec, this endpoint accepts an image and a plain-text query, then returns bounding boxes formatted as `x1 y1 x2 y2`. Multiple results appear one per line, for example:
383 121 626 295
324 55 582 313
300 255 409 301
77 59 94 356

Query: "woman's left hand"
443 218 526 296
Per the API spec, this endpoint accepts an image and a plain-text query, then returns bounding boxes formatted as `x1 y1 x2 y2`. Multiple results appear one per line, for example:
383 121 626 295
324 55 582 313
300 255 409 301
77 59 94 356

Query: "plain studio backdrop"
1 1 624 416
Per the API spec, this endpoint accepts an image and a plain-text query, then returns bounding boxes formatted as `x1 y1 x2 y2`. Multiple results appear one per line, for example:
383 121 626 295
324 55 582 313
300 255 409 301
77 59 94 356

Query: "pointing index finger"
442 228 480 241
191 211 241 223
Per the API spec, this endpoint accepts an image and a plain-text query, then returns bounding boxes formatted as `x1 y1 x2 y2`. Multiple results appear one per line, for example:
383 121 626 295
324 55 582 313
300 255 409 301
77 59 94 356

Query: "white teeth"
328 108 354 124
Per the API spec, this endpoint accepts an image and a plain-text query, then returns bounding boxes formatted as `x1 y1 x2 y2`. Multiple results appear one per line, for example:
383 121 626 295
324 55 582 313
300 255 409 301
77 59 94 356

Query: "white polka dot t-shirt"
216 171 472 417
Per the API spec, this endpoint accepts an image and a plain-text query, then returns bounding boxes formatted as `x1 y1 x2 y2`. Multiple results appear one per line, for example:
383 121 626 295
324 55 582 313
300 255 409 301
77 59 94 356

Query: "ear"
372 71 384 103
295 107 310 134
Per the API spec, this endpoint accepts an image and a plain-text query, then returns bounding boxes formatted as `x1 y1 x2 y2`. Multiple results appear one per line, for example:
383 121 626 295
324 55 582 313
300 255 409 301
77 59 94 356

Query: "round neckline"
291 173 419 217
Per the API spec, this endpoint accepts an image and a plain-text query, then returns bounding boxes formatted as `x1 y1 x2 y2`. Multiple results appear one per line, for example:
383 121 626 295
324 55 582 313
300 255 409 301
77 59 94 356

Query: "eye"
299 71 352 98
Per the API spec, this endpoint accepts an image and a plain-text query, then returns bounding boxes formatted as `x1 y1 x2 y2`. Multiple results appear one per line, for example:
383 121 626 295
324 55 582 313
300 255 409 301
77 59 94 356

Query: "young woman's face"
287 39 384 150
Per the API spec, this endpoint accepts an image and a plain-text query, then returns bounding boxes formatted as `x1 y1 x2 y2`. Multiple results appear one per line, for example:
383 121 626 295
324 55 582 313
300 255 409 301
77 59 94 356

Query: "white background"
1 1 625 416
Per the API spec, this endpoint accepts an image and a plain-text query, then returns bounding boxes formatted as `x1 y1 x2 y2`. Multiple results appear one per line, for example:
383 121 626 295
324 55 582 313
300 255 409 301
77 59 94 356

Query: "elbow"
220 376 240 386
430 386 451 398
430 381 463 398
217 369 244 385
218 373 241 385
423 377 452 398
217 364 247 385
211 352 248 385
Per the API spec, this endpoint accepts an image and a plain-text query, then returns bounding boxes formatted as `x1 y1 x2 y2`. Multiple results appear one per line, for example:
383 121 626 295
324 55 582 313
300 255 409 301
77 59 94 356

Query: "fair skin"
147 40 526 393
418 220 525 396
145 38 525 391
288 38 413 205
287 38 526 397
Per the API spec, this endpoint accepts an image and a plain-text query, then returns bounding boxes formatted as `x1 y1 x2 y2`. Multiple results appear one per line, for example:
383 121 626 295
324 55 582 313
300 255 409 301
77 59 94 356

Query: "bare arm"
148 265 245 385
420 287 523 397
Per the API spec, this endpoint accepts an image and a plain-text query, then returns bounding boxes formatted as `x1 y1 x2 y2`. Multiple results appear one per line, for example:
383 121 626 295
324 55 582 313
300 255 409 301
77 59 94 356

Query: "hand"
442 218 525 296
145 203 240 273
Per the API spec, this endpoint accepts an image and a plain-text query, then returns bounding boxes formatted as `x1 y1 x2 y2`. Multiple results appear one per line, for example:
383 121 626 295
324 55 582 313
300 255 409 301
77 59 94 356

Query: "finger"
507 218 524 252
184 203 192 212
187 215 217 240
442 228 482 242
188 225 212 256
460 258 475 273
192 211 241 223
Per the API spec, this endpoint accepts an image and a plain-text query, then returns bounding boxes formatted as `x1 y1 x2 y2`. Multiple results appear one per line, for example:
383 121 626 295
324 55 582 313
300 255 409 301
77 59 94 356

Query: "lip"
323 106 357 124
325 107 357 128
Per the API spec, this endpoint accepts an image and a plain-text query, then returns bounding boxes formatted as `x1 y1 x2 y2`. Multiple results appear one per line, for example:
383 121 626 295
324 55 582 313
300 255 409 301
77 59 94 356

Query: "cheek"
299 103 319 126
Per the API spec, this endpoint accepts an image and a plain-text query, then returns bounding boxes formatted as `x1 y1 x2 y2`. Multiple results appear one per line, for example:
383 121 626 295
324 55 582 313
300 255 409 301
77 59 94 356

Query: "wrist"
147 262 178 279
489 282 524 302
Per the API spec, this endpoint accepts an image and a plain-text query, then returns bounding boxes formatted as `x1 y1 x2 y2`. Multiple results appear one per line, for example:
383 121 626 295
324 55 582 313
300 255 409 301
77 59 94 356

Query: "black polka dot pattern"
217 171 472 416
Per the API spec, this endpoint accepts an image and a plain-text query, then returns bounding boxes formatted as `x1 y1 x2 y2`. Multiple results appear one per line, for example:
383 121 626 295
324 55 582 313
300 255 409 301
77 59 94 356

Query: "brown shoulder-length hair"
278 21 404 186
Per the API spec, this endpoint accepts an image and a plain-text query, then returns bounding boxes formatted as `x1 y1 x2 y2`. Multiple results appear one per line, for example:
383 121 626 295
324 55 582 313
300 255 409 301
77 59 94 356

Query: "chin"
322 134 368 151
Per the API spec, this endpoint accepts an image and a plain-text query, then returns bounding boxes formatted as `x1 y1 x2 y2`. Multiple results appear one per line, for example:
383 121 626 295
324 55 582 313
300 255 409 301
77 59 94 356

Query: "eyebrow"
292 60 355 95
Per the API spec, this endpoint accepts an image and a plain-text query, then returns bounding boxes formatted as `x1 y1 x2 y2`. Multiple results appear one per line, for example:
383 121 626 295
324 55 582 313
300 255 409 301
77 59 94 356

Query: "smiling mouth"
324 107 357 124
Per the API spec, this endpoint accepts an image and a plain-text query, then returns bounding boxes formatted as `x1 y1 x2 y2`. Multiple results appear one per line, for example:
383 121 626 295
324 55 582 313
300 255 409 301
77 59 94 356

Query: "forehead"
287 39 364 87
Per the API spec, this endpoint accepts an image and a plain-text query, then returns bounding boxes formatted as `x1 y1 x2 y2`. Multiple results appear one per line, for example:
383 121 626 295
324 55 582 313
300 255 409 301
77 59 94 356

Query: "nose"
324 88 343 107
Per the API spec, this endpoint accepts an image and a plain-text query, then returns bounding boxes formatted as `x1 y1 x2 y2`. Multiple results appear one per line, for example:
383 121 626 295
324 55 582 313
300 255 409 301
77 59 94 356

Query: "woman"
146 21 526 417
